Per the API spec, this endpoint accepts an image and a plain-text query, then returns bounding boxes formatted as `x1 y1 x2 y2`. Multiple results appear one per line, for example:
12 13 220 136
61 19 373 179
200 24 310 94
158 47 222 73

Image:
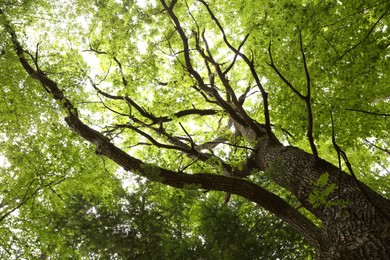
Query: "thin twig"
363 139 390 156
298 28 318 160
331 111 389 219
339 9 389 59
346 108 390 117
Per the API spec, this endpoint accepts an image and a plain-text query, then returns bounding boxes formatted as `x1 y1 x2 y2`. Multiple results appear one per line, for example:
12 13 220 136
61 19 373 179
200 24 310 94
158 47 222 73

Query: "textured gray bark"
253 140 390 259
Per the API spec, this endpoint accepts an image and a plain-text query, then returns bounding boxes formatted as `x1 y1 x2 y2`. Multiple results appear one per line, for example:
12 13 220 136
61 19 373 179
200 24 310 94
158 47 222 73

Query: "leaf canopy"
0 0 389 258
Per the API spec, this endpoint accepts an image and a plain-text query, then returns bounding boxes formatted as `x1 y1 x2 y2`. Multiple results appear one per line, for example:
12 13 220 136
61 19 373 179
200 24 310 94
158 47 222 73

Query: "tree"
0 0 389 259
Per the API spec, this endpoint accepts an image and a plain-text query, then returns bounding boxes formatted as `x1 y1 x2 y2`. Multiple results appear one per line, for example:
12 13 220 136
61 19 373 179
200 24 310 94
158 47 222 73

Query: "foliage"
308 173 344 208
0 0 389 258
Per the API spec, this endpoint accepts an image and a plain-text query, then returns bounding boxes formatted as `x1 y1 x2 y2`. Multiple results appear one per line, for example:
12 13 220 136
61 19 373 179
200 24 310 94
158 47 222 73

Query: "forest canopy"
0 0 389 259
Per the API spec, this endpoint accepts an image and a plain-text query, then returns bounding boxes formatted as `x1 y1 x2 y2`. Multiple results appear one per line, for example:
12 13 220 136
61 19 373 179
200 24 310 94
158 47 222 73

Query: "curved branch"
72 115 327 248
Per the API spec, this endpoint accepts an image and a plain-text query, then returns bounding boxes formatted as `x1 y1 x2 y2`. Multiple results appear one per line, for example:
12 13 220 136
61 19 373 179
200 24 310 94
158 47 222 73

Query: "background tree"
0 0 389 259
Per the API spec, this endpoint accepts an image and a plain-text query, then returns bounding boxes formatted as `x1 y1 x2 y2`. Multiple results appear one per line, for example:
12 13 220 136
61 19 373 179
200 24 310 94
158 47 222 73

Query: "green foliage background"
0 0 389 258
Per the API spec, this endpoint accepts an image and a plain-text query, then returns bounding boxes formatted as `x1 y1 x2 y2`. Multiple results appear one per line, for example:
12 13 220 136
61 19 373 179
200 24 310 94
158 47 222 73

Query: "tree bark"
253 140 390 259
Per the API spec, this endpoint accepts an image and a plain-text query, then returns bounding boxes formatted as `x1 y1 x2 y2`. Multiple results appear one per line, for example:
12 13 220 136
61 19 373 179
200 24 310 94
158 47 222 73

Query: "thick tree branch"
4 23 78 118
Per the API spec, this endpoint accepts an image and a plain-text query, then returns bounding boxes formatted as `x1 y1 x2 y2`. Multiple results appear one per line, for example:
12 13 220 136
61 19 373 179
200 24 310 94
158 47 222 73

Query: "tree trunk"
254 140 390 259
